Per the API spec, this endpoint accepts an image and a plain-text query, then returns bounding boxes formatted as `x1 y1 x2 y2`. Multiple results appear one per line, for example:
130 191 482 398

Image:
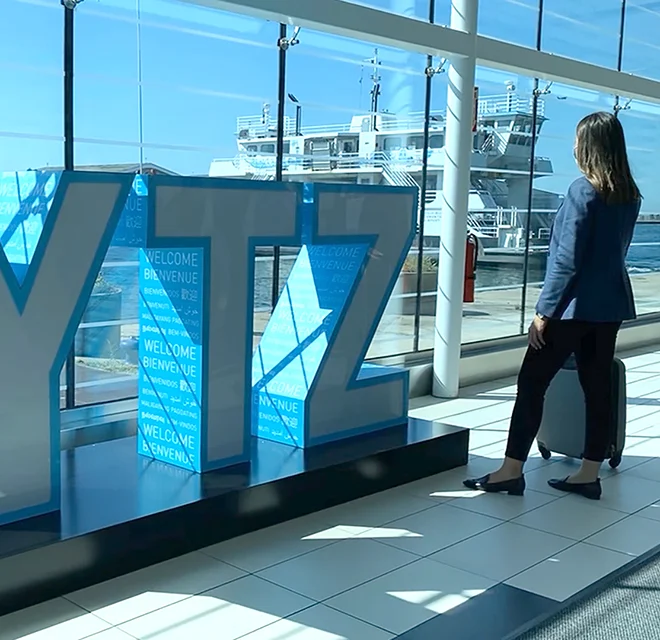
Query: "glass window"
429 134 444 149
414 69 449 352
0 0 65 407
541 0 622 68
523 83 617 323
74 0 277 405
457 67 536 345
285 30 428 357
621 1 660 82
342 0 430 21
383 136 403 150
466 0 539 48
618 101 660 316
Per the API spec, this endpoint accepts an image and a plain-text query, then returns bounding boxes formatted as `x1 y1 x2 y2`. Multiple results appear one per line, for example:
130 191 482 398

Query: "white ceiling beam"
177 0 471 58
180 0 660 104
476 36 660 104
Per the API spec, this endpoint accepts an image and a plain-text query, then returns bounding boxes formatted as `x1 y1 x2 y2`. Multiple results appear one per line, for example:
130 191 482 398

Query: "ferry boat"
209 65 561 270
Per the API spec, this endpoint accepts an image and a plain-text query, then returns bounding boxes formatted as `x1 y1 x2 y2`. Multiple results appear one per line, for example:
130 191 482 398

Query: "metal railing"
234 92 540 139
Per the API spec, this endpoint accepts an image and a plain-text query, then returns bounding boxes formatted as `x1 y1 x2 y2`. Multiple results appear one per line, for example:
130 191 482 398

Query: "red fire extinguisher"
464 233 479 303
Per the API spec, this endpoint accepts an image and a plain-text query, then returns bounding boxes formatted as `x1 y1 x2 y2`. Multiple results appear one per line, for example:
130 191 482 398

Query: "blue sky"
2 0 660 208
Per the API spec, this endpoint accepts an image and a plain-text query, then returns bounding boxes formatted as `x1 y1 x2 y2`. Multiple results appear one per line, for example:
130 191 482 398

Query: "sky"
2 0 660 208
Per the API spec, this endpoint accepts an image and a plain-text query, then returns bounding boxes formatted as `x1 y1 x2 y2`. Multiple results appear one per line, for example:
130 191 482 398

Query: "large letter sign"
138 180 416 469
0 171 133 526
253 184 416 447
137 177 301 471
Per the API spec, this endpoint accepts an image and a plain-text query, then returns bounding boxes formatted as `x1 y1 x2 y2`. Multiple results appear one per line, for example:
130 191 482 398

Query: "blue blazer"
536 176 641 323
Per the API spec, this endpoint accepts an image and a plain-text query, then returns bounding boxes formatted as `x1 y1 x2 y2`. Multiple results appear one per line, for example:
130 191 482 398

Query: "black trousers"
505 320 621 464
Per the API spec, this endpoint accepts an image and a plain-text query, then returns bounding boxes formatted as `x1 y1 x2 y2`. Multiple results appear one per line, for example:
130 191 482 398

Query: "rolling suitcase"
537 355 626 469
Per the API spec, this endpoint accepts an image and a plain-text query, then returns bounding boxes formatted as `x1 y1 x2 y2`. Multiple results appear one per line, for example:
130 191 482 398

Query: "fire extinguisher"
464 233 479 303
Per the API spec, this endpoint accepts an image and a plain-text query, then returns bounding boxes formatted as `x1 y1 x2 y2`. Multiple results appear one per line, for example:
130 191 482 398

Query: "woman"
465 111 641 501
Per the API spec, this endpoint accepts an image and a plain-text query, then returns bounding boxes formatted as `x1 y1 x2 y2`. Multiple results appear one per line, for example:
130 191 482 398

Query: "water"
475 223 660 290
103 224 660 321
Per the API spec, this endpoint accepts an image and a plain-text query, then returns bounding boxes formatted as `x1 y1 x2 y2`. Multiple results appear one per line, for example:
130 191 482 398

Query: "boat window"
283 142 290 154
260 143 275 154
429 134 444 149
408 135 424 149
383 136 403 150
246 145 258 155
342 140 355 153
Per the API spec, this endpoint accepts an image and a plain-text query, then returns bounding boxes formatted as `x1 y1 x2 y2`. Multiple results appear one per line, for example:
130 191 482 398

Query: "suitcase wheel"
538 445 552 460
609 454 622 469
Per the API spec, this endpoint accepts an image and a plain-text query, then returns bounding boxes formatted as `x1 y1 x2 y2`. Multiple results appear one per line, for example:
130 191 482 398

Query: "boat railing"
478 93 543 117
235 92 541 139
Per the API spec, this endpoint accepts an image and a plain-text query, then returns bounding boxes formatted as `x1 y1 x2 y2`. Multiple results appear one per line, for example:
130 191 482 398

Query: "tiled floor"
4 349 660 640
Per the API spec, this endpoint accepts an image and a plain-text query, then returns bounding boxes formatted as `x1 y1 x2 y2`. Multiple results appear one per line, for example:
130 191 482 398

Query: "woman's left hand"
528 314 547 350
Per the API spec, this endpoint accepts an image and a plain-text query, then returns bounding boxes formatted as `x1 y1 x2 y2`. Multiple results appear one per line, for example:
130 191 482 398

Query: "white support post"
432 0 478 398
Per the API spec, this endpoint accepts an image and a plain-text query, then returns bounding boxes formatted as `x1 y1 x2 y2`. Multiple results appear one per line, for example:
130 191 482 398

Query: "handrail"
235 92 541 139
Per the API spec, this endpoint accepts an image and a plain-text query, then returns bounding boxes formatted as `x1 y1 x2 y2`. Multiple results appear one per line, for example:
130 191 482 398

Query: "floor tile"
624 457 660 483
474 418 509 432
584 515 660 557
469 446 552 472
203 514 353 574
593 470 660 513
67 551 246 626
630 423 660 443
394 583 554 640
85 630 136 640
0 597 109 640
444 402 514 429
523 460 579 495
408 397 505 422
466 429 508 451
626 403 660 422
317 490 437 530
355 503 501 556
325 558 495 636
626 371 660 383
512 496 626 540
240 604 394 639
635 501 660 522
257 538 417 602
428 522 574 582
449 488 558 521
623 352 660 370
119 575 314 640
627 411 660 435
622 436 660 459
398 459 506 501
505 542 631 602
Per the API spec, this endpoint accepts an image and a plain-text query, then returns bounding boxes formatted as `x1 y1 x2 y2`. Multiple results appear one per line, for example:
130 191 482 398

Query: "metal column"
432 0 478 398
63 2 76 409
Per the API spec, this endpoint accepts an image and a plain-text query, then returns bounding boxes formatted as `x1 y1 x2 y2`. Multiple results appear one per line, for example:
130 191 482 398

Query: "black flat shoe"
463 474 526 496
548 477 602 500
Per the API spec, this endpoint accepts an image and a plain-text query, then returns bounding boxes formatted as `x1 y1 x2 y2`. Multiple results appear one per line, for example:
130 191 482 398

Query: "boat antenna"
369 48 382 131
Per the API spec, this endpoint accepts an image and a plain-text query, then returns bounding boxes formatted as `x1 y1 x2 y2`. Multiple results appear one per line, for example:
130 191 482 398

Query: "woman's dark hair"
575 111 641 205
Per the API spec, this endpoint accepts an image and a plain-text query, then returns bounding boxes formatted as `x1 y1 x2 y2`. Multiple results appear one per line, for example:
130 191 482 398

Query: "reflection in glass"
220 29 428 357
0 0 65 405
472 0 539 48
622 1 660 82
541 0 621 68
342 0 430 21
619 103 660 316
73 0 278 405
454 69 540 344
520 84 618 323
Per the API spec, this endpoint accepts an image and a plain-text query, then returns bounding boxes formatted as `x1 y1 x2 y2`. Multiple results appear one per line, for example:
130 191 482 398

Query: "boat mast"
369 48 382 131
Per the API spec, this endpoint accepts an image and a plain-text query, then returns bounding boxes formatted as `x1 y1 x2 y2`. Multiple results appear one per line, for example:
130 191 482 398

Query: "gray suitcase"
537 356 626 469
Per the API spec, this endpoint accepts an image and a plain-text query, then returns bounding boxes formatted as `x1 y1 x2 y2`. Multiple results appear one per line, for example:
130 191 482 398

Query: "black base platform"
0 418 467 616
